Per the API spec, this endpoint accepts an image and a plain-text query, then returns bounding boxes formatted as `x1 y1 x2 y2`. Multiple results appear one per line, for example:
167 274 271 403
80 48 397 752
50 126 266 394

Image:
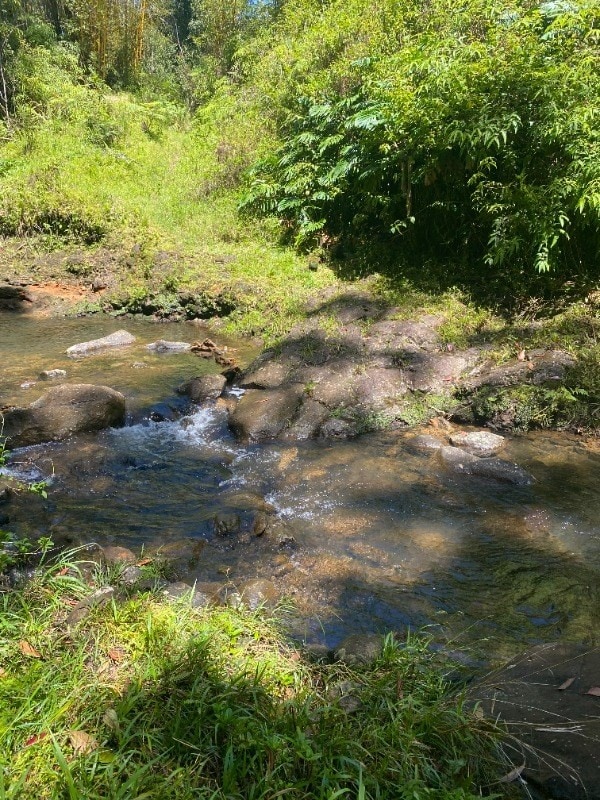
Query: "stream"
2 314 599 664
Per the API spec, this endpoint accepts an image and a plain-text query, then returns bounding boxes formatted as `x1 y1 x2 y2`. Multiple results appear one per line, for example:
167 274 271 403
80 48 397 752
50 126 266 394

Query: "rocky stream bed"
1 293 600 799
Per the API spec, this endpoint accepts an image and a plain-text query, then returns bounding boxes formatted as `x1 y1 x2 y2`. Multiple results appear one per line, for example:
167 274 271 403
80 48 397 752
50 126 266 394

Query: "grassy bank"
0 557 512 799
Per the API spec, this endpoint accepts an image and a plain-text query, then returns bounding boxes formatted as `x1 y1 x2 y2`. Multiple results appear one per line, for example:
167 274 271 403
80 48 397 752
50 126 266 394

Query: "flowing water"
2 314 599 664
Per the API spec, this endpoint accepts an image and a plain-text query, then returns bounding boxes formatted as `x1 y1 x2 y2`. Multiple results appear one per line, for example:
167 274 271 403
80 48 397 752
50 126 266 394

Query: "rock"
469 457 534 485
0 482 13 505
406 353 470 393
66 330 136 357
213 512 241 537
334 633 384 665
283 399 330 440
328 680 363 714
265 519 297 549
39 369 67 381
229 387 303 441
91 279 107 292
65 586 115 627
474 643 600 800
119 565 144 585
319 417 357 439
162 581 211 608
0 283 34 311
146 340 191 353
177 374 226 402
1 384 126 448
150 538 206 577
239 360 291 389
238 578 279 610
449 430 505 457
102 545 137 567
410 434 445 452
439 446 533 485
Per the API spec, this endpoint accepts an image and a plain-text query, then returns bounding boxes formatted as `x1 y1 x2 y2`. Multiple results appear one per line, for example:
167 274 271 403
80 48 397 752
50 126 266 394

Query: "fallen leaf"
69 730 99 756
19 640 41 659
56 567 70 576
585 687 600 697
108 648 125 663
499 763 526 783
136 557 152 567
102 709 119 731
557 677 576 691
24 732 48 747
0 668 7 679
517 349 526 361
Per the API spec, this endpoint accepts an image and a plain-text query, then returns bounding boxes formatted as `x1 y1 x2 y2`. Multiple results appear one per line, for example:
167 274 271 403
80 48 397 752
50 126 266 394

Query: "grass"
0 81 337 346
0 556 513 800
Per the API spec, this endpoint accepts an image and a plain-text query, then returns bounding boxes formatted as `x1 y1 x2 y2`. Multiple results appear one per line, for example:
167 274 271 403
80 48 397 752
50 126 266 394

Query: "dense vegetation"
1 0 598 286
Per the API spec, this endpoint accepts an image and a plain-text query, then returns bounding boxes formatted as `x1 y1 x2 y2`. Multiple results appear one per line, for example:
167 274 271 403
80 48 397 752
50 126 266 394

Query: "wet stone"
102 545 137 566
1 384 126 448
177 374 226 402
319 417 357 439
410 434 445 452
39 369 67 381
150 538 206 577
146 340 191 353
449 430 505 457
229 386 304 441
334 633 385 665
238 578 279 611
66 329 135 357
439 446 533 485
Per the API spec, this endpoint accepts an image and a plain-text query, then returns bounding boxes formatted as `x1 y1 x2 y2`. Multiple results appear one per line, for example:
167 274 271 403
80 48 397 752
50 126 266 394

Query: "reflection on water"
2 315 600 661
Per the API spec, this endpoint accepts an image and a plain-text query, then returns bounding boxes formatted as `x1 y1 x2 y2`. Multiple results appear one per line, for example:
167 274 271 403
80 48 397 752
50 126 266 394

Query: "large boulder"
66 330 135 357
229 387 303 441
1 384 126 448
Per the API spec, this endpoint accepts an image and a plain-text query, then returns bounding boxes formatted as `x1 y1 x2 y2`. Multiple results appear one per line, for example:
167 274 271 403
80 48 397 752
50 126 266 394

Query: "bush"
241 0 600 279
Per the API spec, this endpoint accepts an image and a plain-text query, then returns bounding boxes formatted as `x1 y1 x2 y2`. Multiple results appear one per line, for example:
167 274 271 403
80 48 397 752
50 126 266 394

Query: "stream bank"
2 265 600 798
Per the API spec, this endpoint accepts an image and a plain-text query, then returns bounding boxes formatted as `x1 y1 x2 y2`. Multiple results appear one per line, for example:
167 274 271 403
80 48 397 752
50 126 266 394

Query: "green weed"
0 564 512 800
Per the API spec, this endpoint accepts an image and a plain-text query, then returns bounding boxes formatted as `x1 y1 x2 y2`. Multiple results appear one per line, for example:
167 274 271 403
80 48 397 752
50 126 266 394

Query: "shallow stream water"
2 314 599 663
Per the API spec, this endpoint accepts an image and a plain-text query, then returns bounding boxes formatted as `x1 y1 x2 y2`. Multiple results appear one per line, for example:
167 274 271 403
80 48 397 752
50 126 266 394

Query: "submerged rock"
238 578 279 610
66 329 135 357
410 434 445 452
439 446 533 485
39 368 67 381
1 384 126 448
146 340 191 353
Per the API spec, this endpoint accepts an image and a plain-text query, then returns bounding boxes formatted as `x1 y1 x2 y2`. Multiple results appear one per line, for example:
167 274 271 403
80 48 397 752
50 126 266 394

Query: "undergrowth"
0 560 513 800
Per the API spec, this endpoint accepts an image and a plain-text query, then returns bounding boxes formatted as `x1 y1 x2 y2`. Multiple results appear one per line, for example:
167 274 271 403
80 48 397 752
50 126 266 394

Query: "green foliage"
0 531 53 573
0 566 511 799
242 0 600 278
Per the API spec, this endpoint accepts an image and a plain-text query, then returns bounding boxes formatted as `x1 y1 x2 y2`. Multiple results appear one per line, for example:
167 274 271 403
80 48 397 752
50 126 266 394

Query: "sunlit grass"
0 558 512 799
